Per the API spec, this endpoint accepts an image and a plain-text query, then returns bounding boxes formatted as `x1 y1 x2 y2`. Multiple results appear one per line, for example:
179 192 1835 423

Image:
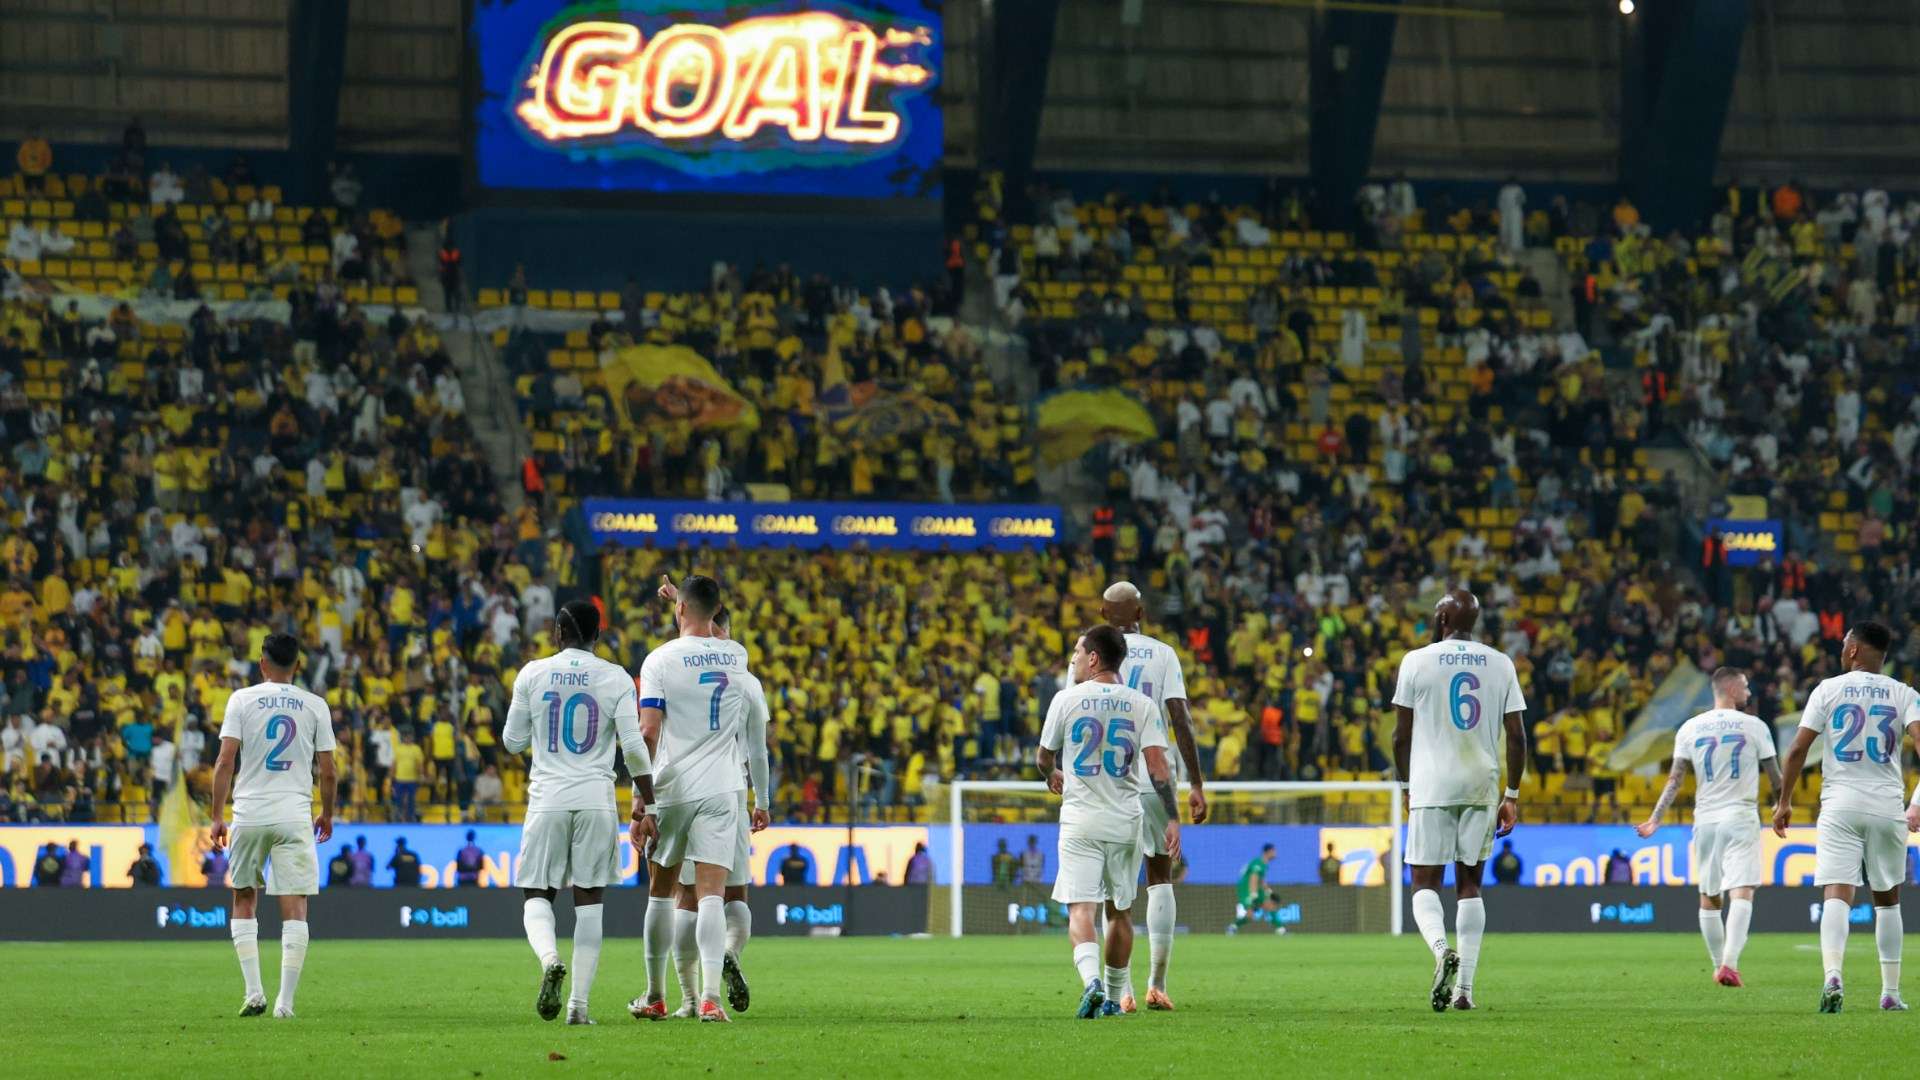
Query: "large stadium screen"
468 0 944 199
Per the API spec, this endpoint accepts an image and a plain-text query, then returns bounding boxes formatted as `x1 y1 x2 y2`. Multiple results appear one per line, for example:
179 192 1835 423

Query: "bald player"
1392 589 1526 1012
1067 582 1207 1012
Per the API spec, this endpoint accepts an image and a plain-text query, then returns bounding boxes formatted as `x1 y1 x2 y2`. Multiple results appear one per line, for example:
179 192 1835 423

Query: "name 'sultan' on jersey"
255 694 312 711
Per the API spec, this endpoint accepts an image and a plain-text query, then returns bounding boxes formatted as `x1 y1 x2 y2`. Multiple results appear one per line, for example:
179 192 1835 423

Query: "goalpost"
945 781 1403 938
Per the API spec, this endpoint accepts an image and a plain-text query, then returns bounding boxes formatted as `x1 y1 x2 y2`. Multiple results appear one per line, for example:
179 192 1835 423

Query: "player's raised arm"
1637 754 1691 837
501 668 533 754
1773 726 1819 836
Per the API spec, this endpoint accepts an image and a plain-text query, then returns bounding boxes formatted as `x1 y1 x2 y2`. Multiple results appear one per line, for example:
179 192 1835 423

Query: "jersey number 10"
544 691 601 754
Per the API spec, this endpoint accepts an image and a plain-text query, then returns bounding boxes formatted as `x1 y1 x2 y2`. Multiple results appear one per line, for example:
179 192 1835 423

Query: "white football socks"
673 907 700 1005
696 895 726 1004
1820 898 1851 985
1876 905 1903 995
231 918 264 1001
1698 908 1726 966
725 899 751 957
1146 884 1175 991
568 904 603 1011
277 920 309 1013
523 897 559 968
1072 941 1101 987
1722 898 1752 971
1105 965 1130 1004
1455 897 1485 993
1411 889 1449 959
642 896 674 1003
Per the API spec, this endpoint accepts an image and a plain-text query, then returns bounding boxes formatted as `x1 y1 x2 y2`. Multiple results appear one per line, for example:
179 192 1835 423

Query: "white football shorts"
1814 807 1909 892
227 822 319 896
1052 832 1141 909
1406 804 1496 867
1691 818 1762 895
515 808 621 890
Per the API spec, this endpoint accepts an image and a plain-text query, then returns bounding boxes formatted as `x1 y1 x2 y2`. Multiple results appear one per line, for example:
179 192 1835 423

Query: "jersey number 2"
263 714 296 772
543 691 600 754
700 672 730 731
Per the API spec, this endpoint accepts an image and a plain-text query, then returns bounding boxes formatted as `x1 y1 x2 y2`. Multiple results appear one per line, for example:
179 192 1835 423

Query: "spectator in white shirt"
150 164 186 206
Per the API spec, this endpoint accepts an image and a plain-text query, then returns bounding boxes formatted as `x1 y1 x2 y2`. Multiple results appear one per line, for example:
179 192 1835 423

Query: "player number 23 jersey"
1042 681 1167 843
1393 639 1525 809
1798 671 1920 817
221 681 336 828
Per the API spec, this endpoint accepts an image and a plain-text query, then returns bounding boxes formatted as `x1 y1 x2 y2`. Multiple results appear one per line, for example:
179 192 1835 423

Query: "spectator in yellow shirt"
392 730 425 822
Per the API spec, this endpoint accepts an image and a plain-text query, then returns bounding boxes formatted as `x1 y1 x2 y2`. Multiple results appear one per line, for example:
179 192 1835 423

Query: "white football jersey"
1067 631 1189 791
1674 708 1773 823
220 681 335 828
1393 638 1526 809
504 647 646 812
639 636 751 807
735 668 772 810
1797 671 1920 818
1041 681 1167 843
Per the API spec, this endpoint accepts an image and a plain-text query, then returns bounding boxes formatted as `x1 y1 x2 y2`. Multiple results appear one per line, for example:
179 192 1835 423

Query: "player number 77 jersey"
1041 681 1167 844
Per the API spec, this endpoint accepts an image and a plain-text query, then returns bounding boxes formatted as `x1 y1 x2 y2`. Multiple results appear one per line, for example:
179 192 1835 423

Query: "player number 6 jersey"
1393 639 1526 809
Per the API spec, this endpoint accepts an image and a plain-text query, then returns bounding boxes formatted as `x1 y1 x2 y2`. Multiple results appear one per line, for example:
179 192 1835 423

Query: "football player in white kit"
1391 589 1527 1013
208 633 337 1019
1066 582 1207 1014
662 595 770 1018
1039 625 1180 1020
628 574 769 1024
1772 621 1920 1013
502 599 656 1025
1635 666 1779 987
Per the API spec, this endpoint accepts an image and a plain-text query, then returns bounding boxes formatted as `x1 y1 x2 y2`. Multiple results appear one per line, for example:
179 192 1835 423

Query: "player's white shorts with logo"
227 822 318 896
680 793 751 888
1406 804 1496 867
1137 793 1172 858
1814 807 1908 891
515 809 620 890
1691 818 1762 894
1052 831 1141 909
653 793 743 872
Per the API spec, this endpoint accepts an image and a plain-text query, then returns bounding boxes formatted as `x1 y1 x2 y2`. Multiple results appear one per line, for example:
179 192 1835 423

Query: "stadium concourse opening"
6 0 1920 1068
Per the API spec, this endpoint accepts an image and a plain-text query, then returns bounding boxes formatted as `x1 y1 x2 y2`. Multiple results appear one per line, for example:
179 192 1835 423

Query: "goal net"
936 781 1402 938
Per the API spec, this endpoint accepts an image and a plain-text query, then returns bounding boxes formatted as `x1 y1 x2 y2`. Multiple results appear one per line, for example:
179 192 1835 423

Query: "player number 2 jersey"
1041 681 1167 843
221 681 336 828
505 647 644 813
1673 708 1773 823
639 636 751 807
1798 671 1920 818
1393 638 1526 809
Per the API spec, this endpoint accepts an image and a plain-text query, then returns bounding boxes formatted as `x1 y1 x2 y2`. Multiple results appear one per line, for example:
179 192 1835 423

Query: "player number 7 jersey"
639 635 752 807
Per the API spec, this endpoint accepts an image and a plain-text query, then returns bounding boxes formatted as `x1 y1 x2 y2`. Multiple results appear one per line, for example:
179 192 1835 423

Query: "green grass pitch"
3 933 1905 1076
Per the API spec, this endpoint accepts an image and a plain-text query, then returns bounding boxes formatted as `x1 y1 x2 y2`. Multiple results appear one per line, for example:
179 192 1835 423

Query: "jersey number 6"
1448 672 1481 731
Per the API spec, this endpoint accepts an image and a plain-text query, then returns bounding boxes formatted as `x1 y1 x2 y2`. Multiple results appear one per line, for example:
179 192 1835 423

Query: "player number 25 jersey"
1068 632 1188 792
1797 671 1920 818
505 647 644 813
1673 708 1774 823
220 681 336 828
1393 639 1526 809
1042 681 1167 843
639 636 751 807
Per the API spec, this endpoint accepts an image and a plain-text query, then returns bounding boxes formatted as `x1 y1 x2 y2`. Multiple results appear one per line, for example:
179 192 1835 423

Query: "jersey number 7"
699 672 730 731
